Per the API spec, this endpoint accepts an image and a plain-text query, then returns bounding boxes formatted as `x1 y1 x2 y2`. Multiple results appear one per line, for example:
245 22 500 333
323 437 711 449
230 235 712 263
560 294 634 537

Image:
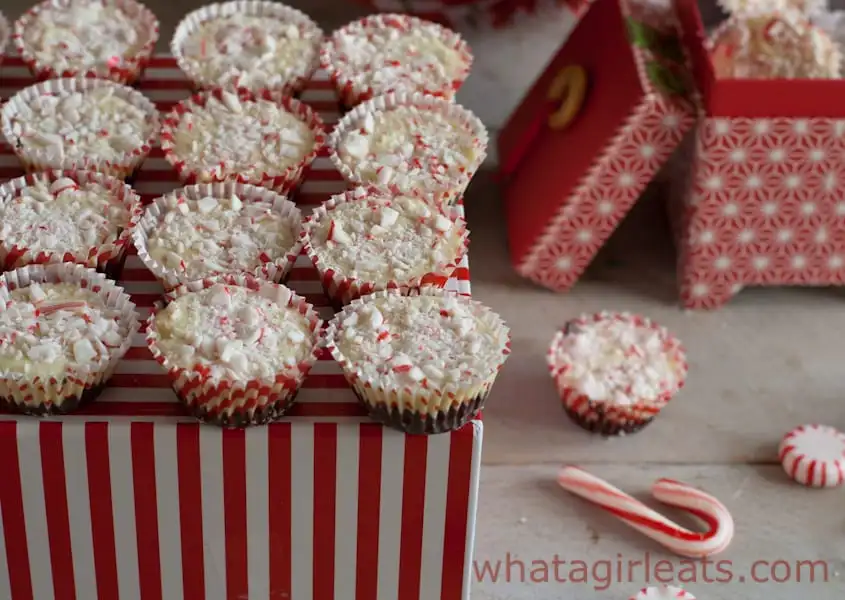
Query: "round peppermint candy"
631 585 696 599
779 424 845 488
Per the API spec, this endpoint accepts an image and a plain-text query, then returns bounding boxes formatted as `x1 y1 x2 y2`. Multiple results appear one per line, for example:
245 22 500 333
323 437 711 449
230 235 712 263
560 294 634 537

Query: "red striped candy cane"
557 466 734 558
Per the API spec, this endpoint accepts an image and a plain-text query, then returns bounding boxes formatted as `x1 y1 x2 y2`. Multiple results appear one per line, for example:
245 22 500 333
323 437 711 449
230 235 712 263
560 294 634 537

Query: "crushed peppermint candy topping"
146 193 299 279
328 18 467 97
337 105 480 197
0 177 131 255
0 282 127 377
333 295 507 389
309 192 463 282
179 14 321 90
552 318 681 406
171 93 315 179
153 284 312 381
711 13 841 79
7 86 155 163
20 0 149 73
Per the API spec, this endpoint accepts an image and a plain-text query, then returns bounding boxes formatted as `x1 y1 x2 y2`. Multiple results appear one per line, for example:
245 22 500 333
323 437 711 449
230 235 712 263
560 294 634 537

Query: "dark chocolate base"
186 390 300 428
0 382 105 416
354 389 485 435
102 252 128 282
563 404 653 436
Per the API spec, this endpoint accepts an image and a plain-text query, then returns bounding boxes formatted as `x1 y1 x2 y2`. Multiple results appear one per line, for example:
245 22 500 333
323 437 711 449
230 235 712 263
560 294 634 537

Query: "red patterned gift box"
0 55 481 600
497 0 696 292
671 0 845 309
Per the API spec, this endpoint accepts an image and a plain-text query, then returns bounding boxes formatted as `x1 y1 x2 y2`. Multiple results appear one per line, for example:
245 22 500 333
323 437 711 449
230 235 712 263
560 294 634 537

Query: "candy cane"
557 466 734 558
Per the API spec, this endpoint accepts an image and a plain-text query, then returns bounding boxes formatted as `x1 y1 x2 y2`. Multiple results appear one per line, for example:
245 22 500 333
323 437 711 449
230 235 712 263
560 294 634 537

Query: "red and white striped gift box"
0 55 482 600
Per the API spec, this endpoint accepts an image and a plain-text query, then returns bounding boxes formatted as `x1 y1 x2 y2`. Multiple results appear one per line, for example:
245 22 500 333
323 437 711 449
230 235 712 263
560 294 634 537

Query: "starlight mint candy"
779 424 845 488
146 275 322 426
301 186 469 307
329 92 487 206
324 288 510 434
547 312 687 436
320 13 472 109
1 78 159 177
630 585 696 599
172 0 323 94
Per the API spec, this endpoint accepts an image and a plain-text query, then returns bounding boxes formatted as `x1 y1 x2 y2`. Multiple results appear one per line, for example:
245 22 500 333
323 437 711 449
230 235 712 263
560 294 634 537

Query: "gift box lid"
497 0 697 281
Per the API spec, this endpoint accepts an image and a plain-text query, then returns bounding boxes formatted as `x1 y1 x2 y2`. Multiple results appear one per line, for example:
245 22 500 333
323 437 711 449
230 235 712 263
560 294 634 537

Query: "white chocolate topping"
0 177 131 256
179 14 321 90
337 105 481 197
329 19 467 97
6 86 155 164
308 191 464 283
146 193 299 280
333 295 508 389
170 93 315 180
153 284 312 380
552 318 681 406
0 282 128 377
20 0 149 73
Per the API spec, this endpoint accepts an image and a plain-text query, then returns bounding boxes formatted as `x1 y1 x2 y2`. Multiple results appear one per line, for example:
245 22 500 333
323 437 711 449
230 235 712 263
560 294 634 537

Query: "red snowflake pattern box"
0 56 482 600
671 0 845 309
497 0 696 292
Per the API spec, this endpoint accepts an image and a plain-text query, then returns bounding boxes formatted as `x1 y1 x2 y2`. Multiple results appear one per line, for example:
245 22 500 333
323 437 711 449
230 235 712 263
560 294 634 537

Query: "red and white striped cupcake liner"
300 185 470 308
12 0 159 85
0 169 143 279
145 271 324 427
160 88 326 195
547 312 688 435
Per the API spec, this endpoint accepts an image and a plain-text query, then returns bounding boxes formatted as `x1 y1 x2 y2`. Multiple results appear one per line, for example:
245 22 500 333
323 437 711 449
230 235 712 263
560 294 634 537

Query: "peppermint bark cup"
0 170 143 279
1 77 159 178
329 92 487 206
325 288 511 434
301 186 469 309
547 312 688 436
172 0 323 95
133 182 303 291
13 0 159 84
146 274 322 427
320 13 472 110
0 263 139 415
160 88 325 194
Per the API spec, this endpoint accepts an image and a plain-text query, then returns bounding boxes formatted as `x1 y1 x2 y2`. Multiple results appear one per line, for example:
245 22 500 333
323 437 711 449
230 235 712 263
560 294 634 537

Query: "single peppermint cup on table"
0 263 139 415
324 288 511 435
146 276 322 427
160 88 325 194
547 312 688 437
172 0 323 95
0 170 142 278
329 92 487 206
320 13 472 109
301 186 469 308
133 182 304 291
1 77 159 178
13 0 159 84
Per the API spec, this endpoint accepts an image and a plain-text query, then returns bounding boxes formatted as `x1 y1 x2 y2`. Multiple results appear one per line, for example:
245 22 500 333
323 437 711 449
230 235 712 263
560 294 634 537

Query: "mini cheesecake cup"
133 181 304 292
0 170 143 280
301 186 470 309
0 263 139 415
325 287 511 435
320 13 472 110
171 0 323 96
547 312 688 436
13 0 159 84
160 88 326 195
328 91 488 206
1 77 159 178
146 271 322 427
